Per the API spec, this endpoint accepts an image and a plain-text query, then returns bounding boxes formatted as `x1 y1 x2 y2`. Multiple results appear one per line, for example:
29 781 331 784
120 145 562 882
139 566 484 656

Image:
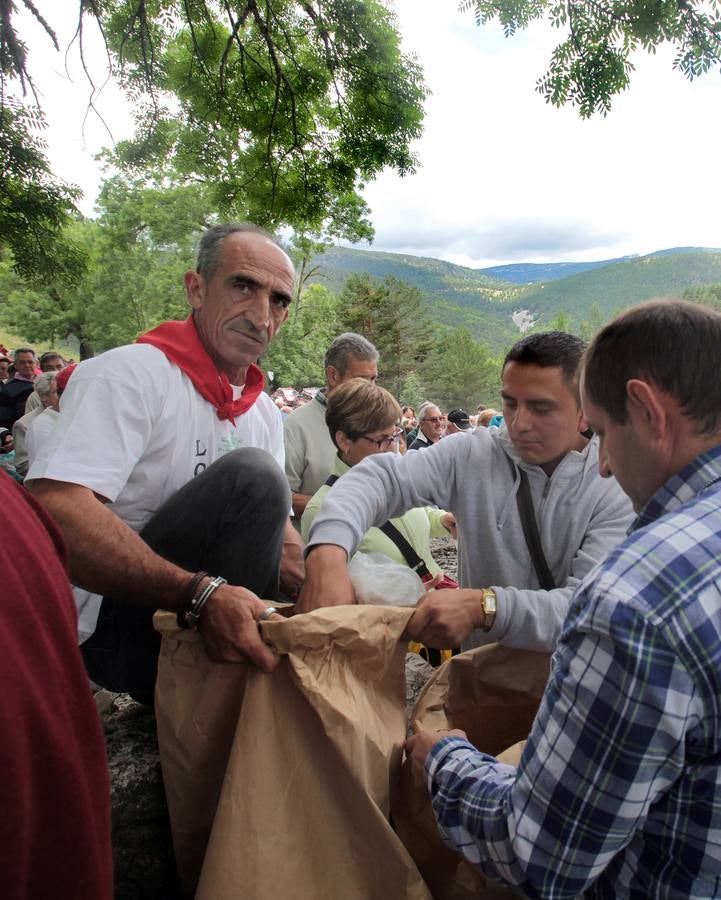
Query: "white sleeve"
268 402 285 471
25 412 58 471
27 349 167 502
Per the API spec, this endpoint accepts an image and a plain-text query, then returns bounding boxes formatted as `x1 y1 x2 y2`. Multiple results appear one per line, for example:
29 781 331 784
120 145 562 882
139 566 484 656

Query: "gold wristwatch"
478 588 497 632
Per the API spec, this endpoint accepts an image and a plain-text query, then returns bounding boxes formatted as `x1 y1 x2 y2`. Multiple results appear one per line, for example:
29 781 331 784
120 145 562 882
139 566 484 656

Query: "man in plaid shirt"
406 298 721 898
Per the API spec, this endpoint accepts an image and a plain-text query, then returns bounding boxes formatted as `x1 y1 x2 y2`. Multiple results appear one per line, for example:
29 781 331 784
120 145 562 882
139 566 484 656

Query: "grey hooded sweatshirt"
306 425 634 652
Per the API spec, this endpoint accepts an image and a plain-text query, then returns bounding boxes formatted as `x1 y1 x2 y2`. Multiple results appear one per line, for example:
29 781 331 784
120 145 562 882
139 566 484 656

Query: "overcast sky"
19 0 721 268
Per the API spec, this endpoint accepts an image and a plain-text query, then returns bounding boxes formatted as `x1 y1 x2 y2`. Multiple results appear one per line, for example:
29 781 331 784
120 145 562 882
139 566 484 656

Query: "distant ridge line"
309 245 721 350
479 247 721 284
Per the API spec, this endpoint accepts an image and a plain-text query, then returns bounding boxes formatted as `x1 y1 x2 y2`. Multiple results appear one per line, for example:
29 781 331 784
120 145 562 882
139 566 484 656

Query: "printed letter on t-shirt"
194 439 207 477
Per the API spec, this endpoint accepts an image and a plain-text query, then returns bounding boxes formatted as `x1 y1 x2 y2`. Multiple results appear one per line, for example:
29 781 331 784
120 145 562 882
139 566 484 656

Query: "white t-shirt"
25 407 59 470
28 343 285 641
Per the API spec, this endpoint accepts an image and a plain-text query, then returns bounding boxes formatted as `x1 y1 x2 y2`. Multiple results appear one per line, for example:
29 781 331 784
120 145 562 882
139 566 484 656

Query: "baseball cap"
447 408 471 430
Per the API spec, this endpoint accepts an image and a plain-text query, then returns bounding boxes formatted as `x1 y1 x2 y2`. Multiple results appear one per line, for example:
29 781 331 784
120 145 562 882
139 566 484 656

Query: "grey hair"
324 333 379 373
418 401 440 421
34 372 57 399
195 222 286 279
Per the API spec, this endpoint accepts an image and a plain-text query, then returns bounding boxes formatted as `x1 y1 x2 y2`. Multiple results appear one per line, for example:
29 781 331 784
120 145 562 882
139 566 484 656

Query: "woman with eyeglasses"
301 378 455 581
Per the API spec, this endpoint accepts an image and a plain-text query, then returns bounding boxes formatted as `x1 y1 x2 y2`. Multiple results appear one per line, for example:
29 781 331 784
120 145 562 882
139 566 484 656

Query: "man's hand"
199 583 280 672
280 519 305 597
405 722 468 788
295 544 354 612
440 511 457 539
406 588 484 647
29 480 284 673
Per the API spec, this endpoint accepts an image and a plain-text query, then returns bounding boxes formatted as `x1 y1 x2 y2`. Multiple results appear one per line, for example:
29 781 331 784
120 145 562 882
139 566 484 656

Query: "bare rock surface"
430 536 458 581
100 693 178 899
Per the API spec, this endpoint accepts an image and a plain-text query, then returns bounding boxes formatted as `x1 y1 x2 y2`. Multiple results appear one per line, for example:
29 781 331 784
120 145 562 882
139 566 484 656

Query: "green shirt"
301 454 447 575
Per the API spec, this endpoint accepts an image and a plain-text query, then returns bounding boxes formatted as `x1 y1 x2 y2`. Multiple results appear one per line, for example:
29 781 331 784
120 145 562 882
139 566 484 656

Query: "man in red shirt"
0 472 113 900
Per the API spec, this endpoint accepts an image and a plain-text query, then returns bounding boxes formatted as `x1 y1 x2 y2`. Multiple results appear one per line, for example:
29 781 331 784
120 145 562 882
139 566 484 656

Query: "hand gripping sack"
392 644 551 900
155 606 434 900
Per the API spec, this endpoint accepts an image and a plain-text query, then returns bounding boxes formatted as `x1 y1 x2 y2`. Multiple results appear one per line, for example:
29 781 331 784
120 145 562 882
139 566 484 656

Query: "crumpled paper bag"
155 605 433 900
393 644 551 899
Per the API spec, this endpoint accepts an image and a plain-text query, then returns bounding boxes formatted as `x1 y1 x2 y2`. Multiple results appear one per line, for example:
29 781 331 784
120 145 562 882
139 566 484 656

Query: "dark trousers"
81 447 289 704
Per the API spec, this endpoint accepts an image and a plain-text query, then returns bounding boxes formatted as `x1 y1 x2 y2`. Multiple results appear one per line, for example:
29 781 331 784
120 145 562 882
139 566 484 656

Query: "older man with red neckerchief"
27 223 303 704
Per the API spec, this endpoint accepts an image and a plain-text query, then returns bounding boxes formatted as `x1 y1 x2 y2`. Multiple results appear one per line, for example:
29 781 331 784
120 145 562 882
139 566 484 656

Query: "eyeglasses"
358 428 404 450
422 416 445 424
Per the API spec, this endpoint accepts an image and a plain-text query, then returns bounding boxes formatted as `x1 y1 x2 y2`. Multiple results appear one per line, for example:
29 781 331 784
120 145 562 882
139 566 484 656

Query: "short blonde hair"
326 378 401 449
477 408 500 427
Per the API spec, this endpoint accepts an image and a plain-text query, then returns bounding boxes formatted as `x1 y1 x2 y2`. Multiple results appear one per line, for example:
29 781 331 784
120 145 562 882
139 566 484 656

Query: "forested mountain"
479 247 720 284
309 245 721 349
479 256 634 284
520 251 721 327
308 246 523 350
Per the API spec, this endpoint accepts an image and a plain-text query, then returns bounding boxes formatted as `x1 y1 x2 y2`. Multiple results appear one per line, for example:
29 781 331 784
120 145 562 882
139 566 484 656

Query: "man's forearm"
291 491 311 519
29 479 191 610
479 584 573 652
280 517 305 594
296 543 353 611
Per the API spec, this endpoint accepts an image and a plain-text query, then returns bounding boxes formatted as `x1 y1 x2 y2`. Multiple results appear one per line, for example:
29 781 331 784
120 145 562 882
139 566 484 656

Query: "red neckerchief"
137 315 265 425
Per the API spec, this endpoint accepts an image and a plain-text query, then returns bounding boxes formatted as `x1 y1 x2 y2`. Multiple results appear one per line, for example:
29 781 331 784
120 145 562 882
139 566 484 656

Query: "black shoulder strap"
378 521 430 578
325 473 431 579
505 455 556 590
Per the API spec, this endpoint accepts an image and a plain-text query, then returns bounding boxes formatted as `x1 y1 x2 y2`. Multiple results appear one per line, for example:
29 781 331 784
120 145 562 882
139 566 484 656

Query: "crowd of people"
3 221 721 898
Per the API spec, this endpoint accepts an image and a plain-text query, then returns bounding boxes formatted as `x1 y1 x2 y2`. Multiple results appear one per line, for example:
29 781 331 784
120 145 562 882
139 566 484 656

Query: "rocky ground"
430 537 458 581
101 539 458 898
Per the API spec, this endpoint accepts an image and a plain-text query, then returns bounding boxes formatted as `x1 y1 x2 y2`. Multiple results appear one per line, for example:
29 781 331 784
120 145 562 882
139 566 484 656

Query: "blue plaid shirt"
426 444 721 899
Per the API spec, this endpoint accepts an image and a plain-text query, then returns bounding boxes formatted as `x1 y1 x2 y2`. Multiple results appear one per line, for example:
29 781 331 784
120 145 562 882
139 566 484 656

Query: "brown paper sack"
392 644 551 900
155 606 434 900
154 611 249 895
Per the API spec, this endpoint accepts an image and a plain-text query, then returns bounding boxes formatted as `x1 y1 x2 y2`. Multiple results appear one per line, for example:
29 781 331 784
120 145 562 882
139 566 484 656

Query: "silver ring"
257 606 278 623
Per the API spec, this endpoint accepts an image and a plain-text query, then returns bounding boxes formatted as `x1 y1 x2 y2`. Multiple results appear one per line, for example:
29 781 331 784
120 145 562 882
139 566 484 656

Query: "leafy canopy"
0 102 85 283
95 0 427 239
0 0 85 284
0 176 213 356
460 1 721 116
338 273 436 397
0 0 427 287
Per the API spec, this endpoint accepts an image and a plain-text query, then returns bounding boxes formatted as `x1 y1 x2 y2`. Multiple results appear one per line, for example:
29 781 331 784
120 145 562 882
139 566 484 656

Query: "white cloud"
15 3 134 214
361 0 721 266
15 0 721 267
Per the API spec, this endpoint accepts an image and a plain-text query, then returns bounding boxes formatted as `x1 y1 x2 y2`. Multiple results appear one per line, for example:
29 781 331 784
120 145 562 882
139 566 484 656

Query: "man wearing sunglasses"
408 402 445 450
299 331 633 655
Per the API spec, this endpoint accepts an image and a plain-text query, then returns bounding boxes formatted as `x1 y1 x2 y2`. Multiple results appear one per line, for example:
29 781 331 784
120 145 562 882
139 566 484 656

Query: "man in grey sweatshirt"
299 332 633 653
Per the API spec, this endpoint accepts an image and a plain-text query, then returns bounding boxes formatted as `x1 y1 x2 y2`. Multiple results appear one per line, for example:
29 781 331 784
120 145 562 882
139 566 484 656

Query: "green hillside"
309 245 721 346
310 245 514 298
0 325 76 361
523 251 721 329
308 246 524 349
